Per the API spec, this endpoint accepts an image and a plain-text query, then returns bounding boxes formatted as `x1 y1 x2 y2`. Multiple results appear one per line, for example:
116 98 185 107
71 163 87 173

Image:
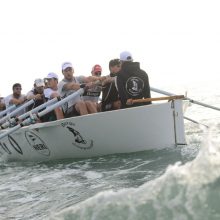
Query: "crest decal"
125 77 144 96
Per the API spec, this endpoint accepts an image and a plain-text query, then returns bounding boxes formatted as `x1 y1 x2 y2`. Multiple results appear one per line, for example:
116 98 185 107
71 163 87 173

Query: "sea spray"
51 130 220 220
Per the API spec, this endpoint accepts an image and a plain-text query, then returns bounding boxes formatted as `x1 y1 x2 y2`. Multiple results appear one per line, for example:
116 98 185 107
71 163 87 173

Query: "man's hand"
102 76 114 86
35 94 43 100
85 82 94 90
126 99 133 105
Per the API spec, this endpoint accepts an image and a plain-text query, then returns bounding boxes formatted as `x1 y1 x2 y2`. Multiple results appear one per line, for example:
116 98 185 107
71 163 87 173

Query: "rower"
26 78 46 111
43 72 64 121
25 78 48 122
101 59 121 111
4 83 26 116
82 64 103 112
116 51 151 108
58 62 107 117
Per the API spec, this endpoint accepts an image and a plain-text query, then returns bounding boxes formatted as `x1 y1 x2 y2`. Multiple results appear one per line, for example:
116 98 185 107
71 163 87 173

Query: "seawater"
0 82 220 220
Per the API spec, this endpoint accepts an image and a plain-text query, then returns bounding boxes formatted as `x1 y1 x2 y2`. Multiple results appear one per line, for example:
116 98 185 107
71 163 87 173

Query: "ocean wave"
51 130 220 220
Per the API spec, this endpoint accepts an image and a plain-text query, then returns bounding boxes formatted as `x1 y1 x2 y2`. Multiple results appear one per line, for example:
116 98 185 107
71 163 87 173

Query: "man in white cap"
27 78 45 100
44 73 59 100
26 78 46 112
116 51 151 108
58 62 107 117
43 72 64 121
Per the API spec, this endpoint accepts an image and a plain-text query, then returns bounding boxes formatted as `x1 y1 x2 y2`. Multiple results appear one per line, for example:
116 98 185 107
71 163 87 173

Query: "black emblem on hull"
0 135 23 155
0 142 12 154
61 122 93 150
25 131 50 156
66 126 87 144
8 135 23 155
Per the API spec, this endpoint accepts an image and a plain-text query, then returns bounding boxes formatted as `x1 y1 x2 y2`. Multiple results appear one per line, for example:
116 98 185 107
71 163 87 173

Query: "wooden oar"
0 104 16 118
0 99 35 125
151 87 220 111
0 97 59 130
127 94 209 128
0 88 84 140
126 95 185 105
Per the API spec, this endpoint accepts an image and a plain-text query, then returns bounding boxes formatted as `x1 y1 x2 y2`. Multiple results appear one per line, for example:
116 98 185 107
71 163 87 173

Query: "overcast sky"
0 0 220 96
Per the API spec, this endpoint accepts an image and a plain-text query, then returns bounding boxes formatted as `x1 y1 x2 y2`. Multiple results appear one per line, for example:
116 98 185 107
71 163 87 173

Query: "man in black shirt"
26 78 46 111
101 59 121 111
116 51 151 109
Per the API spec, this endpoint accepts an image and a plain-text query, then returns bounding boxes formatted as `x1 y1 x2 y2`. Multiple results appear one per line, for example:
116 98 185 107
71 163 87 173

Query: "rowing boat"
0 98 186 162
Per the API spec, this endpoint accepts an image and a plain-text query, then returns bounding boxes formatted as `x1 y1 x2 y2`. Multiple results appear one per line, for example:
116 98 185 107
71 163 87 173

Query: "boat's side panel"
0 100 185 162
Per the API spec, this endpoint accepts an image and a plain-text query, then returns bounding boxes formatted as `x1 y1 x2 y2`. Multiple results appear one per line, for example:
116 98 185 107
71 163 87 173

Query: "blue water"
0 82 220 220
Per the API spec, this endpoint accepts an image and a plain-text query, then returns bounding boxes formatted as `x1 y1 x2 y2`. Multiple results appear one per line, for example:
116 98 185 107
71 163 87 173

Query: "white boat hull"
0 100 186 162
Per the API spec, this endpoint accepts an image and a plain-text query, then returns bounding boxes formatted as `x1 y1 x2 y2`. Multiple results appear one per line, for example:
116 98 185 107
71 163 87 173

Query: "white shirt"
58 76 84 112
44 88 59 99
3 94 26 115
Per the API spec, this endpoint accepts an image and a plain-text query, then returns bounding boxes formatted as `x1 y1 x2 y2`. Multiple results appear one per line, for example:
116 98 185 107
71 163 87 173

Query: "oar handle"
0 99 35 124
127 95 185 105
37 88 84 118
0 88 85 140
0 97 59 130
0 124 21 140
18 97 58 121
0 104 16 118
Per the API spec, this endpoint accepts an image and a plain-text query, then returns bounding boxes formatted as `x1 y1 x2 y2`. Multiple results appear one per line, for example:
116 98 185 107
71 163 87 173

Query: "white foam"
51 129 220 220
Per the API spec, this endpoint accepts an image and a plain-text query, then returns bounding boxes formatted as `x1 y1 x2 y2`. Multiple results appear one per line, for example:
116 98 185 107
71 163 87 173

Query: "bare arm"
27 93 43 101
9 97 26 105
63 82 81 91
0 102 5 110
102 76 115 86
83 76 107 83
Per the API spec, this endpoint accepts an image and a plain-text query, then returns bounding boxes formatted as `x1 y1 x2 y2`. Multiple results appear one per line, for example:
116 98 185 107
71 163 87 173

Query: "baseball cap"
62 62 73 71
34 78 45 87
46 72 58 79
120 51 133 62
91 64 102 74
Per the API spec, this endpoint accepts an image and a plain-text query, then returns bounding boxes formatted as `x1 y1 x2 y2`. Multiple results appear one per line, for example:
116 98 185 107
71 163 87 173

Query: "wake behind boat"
0 98 186 162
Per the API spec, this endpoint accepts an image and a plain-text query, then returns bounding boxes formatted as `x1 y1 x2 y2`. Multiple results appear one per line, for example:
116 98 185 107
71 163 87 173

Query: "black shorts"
101 103 114 111
102 100 121 112
64 104 80 118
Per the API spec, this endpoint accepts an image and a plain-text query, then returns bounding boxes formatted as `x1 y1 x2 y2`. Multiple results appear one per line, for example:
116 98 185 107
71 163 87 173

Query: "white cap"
120 51 133 62
34 78 45 87
46 72 58 79
62 62 73 71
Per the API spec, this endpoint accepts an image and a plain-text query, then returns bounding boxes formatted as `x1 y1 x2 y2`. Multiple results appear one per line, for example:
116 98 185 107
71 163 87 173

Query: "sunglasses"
15 87 22 90
94 71 101 76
